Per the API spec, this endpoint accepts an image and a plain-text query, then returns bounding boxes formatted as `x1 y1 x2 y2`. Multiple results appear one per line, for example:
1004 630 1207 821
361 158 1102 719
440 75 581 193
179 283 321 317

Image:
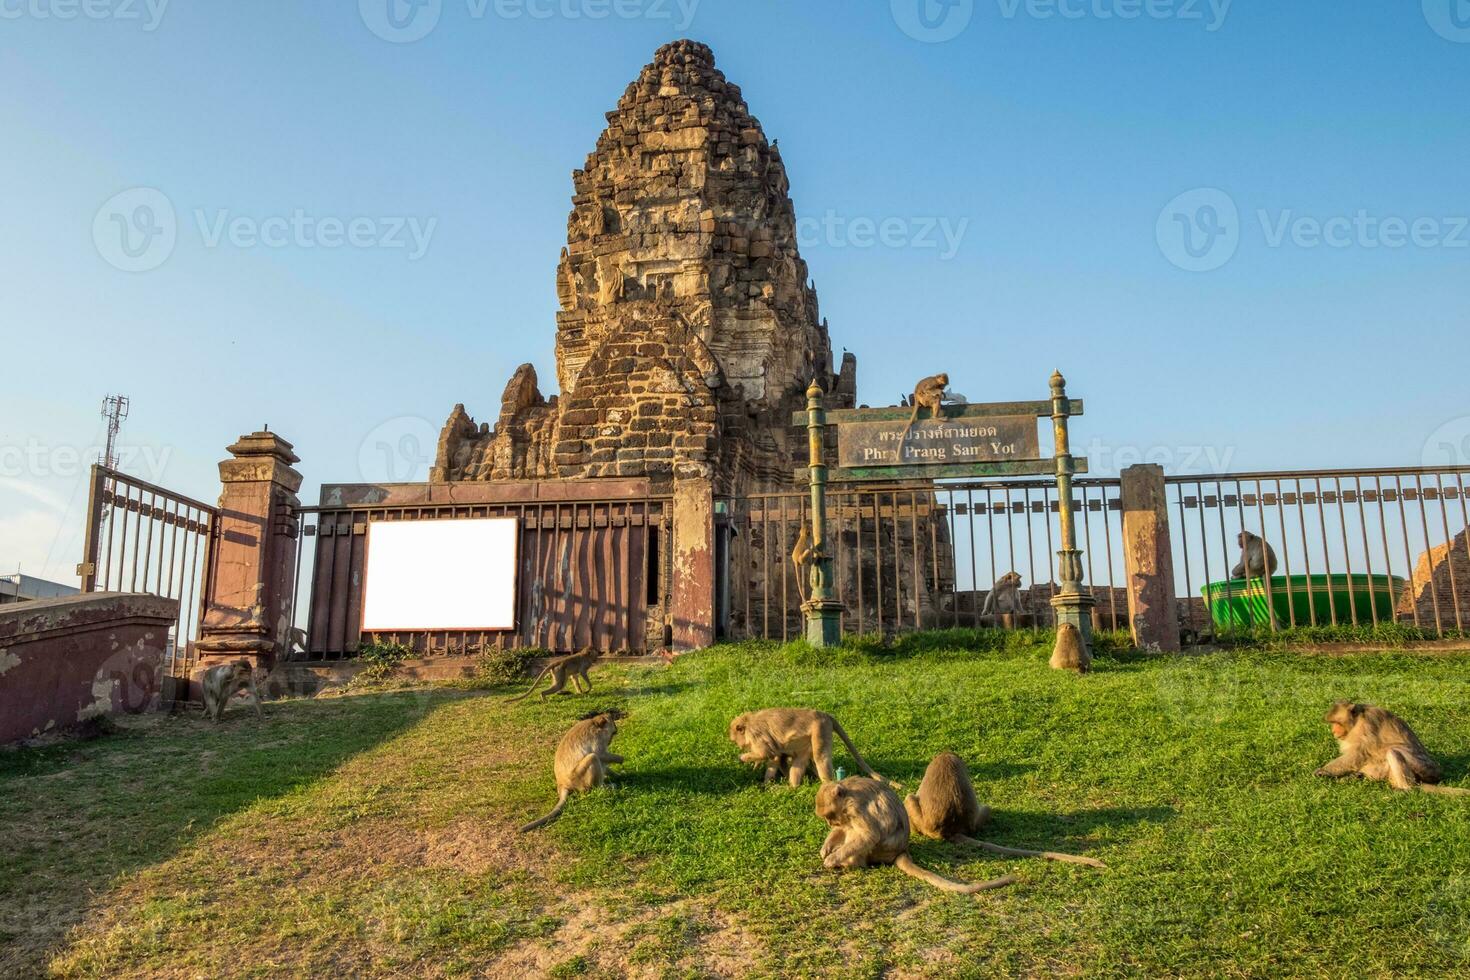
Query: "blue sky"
2 0 1468 583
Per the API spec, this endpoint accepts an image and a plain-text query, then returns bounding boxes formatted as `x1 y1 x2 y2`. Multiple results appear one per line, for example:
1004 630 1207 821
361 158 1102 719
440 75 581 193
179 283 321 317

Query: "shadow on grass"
885 760 1036 783
985 805 1176 845
0 691 448 977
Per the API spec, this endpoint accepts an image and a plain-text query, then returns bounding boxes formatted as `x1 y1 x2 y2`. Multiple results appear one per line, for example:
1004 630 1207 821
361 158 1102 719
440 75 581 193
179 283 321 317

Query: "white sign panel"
361 518 519 632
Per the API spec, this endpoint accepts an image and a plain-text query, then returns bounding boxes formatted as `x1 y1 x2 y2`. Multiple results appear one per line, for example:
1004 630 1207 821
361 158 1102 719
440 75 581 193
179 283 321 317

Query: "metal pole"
1048 370 1096 656
805 379 843 647
77 464 105 592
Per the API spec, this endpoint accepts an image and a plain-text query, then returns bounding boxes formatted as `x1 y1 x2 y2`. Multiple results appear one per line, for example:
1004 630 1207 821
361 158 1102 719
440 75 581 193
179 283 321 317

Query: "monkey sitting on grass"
905 753 1106 867
1316 701 1469 796
518 711 624 832
816 776 1017 895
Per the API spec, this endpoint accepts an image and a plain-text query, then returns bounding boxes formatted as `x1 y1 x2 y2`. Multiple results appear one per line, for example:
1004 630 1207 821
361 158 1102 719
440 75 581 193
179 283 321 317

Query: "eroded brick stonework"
433 40 856 494
1397 526 1470 629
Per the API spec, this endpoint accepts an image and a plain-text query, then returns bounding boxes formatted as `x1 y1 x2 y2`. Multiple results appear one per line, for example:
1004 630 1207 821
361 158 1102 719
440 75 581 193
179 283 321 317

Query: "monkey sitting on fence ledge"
201 659 264 723
907 373 950 425
507 648 604 702
518 711 624 832
904 753 1106 868
816 777 1017 895
1315 701 1469 796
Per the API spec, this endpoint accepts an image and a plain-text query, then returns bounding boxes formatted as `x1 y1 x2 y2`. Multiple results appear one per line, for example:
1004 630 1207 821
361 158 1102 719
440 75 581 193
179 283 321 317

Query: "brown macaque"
907 373 950 425
905 754 1106 868
791 523 815 603
201 659 264 723
1316 701 1468 796
1050 623 1091 674
1231 531 1279 580
507 648 603 702
816 777 1017 895
980 572 1025 620
729 708 891 788
518 712 624 832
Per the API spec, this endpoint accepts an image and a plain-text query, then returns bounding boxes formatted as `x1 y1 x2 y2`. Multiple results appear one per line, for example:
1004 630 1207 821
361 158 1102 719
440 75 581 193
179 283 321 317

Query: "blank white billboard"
361 518 519 632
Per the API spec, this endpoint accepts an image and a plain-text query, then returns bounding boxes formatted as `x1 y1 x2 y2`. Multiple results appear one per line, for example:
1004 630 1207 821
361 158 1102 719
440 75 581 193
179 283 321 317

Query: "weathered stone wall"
1397 527 1470 629
433 40 854 496
0 592 177 744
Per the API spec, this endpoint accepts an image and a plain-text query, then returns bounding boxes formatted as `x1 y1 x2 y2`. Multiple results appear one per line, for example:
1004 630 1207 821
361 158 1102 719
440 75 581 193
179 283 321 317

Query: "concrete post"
195 431 302 670
670 476 715 651
1120 463 1180 652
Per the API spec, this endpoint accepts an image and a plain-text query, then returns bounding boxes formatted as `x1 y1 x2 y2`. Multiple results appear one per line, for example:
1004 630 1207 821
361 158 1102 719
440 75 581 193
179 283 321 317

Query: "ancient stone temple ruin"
432 40 857 496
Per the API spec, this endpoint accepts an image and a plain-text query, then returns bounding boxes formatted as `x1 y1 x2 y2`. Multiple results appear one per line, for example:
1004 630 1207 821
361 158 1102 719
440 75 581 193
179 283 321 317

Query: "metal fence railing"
728 478 1127 642
1166 466 1470 638
77 464 218 683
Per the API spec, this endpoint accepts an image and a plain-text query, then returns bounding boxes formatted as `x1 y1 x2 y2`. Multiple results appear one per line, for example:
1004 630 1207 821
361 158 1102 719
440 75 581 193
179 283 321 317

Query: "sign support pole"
1048 371 1096 657
804 379 843 647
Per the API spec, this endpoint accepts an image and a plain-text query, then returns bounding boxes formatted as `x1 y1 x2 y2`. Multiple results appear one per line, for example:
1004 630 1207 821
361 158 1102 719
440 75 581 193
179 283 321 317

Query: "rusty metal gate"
76 464 218 692
296 491 672 658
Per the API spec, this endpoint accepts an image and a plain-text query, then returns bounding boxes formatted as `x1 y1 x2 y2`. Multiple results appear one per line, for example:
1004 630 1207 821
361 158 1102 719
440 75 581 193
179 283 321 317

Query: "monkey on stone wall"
518 711 624 832
1315 701 1469 796
201 659 264 723
1231 531 1279 580
904 753 1107 867
815 777 1017 894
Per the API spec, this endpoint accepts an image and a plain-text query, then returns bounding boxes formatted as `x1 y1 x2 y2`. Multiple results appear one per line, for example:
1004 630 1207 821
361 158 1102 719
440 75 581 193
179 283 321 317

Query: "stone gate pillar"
670 476 715 651
196 431 302 671
1120 464 1180 652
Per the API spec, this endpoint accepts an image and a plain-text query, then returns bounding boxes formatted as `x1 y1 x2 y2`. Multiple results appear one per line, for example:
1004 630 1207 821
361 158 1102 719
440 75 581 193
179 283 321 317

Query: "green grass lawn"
4 632 1470 978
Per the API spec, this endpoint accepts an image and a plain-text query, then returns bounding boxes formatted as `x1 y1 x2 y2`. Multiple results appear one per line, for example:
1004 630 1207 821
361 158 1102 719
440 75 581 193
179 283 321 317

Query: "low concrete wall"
0 592 178 744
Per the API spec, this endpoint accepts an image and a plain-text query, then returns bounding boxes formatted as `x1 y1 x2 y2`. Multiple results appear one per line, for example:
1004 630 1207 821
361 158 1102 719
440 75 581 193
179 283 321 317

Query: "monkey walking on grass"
1316 701 1469 796
729 708 895 788
507 648 604 702
200 659 264 723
